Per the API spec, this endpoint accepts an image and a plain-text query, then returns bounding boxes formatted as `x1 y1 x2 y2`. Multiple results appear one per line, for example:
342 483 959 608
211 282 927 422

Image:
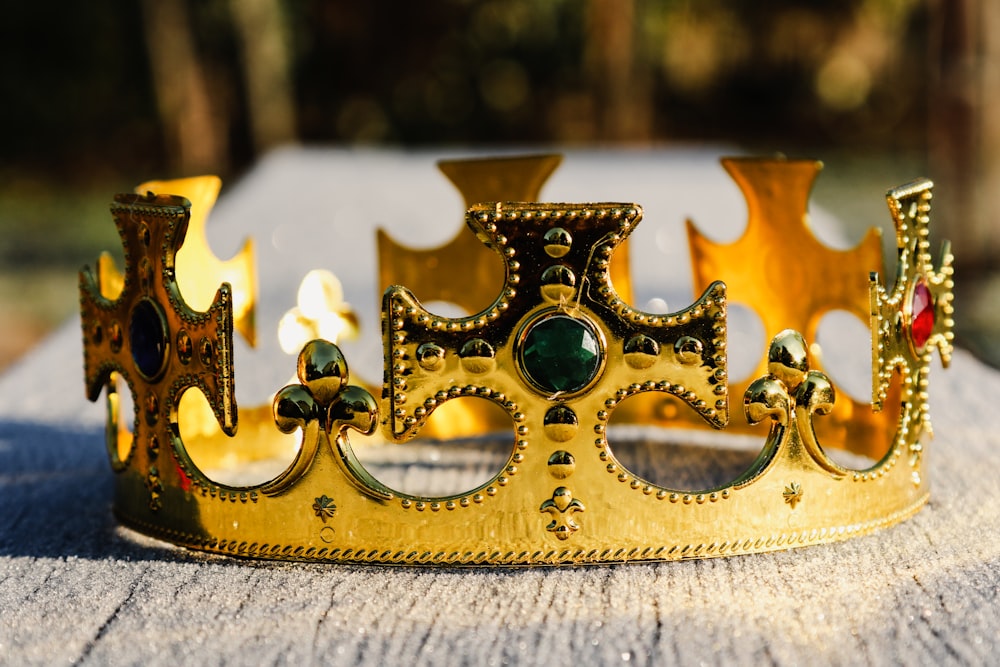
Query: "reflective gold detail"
378 155 559 314
540 487 585 540
544 405 579 442
312 495 337 522
783 481 803 509
458 338 496 374
199 337 215 367
144 393 159 427
547 450 576 479
543 227 573 258
744 330 845 478
80 156 953 566
416 342 446 371
108 321 123 353
624 334 659 369
377 155 589 438
539 265 577 304
674 336 704 366
869 179 953 488
268 340 385 499
385 202 724 441
147 433 160 460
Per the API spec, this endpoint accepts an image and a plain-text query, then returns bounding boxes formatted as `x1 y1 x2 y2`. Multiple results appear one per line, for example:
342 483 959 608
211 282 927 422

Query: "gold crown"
79 154 954 565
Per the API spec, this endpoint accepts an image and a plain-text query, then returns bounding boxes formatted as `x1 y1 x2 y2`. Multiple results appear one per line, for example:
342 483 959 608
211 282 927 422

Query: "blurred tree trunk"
586 0 652 141
141 0 229 174
229 0 298 153
929 0 1000 272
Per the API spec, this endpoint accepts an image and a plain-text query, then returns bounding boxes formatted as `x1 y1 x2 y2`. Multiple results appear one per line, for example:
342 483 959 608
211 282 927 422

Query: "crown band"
79 155 954 565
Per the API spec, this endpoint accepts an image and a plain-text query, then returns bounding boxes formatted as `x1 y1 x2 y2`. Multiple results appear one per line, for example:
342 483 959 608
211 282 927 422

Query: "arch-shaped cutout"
727 302 766 382
106 372 135 469
421 300 471 320
176 387 300 487
818 443 878 472
606 392 767 493
812 309 900 471
353 396 514 499
815 309 871 404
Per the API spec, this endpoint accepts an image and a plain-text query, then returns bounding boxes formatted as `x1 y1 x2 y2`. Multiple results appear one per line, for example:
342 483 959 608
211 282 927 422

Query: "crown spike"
96 177 257 347
80 192 237 508
869 179 954 491
377 155 635 315
687 156 892 460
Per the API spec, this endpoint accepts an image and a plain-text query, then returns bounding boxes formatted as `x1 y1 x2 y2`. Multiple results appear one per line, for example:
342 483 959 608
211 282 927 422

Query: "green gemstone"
521 315 602 394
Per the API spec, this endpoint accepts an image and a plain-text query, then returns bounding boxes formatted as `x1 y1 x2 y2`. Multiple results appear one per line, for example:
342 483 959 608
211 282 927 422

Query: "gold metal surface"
80 192 238 496
869 179 954 486
80 156 953 565
376 154 633 439
687 158 894 459
97 176 257 346
377 154 634 313
148 176 257 347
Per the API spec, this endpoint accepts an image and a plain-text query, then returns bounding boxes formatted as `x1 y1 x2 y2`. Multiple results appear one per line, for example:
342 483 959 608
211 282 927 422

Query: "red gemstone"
910 281 934 349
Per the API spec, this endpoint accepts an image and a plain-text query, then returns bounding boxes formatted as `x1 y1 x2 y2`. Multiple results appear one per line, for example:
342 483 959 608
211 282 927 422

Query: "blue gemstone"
129 299 168 380
521 315 602 394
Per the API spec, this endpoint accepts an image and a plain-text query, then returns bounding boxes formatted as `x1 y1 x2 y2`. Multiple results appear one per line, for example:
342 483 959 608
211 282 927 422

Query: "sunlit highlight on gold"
139 176 257 347
277 269 359 355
